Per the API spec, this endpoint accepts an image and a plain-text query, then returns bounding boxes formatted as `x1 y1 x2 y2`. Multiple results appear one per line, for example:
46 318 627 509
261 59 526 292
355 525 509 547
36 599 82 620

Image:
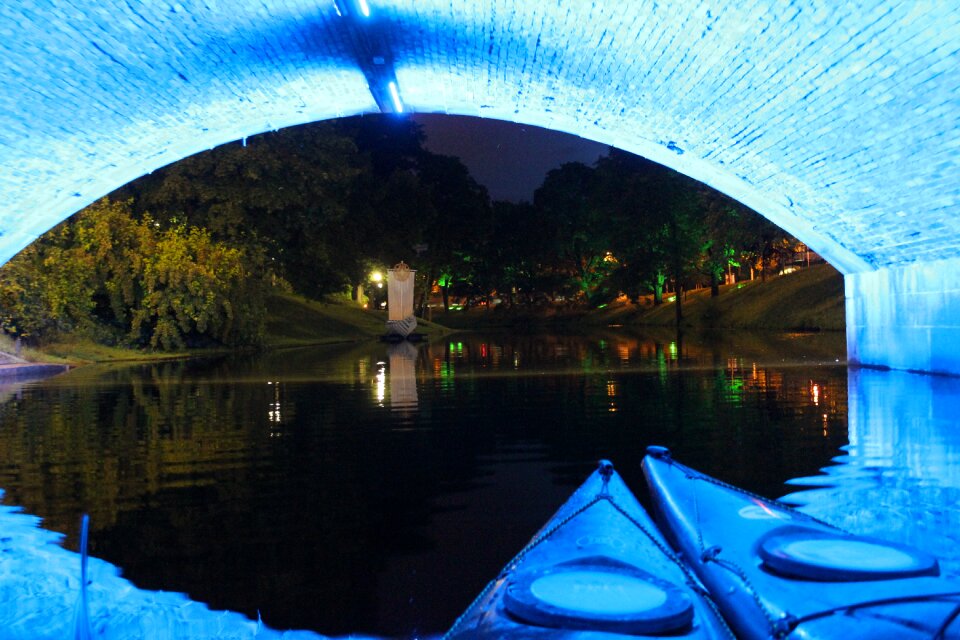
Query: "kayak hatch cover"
444 460 733 639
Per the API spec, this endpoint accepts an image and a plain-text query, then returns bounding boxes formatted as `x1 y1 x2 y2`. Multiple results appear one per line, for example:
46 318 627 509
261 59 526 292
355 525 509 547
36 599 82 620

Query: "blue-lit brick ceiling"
0 1 958 275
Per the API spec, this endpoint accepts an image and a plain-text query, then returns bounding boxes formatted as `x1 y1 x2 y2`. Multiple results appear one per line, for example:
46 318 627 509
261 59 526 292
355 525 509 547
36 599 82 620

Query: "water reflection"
387 342 420 417
0 329 913 637
374 359 386 405
783 367 960 577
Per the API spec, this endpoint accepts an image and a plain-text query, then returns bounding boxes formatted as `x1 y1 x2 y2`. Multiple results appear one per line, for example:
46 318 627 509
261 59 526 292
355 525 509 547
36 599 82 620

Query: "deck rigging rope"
771 591 960 638
689 473 782 635
684 465 960 639
934 601 960 639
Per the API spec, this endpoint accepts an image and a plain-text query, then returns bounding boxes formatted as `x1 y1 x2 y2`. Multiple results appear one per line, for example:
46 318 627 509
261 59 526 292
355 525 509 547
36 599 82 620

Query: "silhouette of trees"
0 118 809 349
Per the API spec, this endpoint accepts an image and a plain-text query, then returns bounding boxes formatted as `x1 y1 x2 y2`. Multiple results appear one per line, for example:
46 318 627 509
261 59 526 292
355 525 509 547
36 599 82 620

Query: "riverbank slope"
3 266 841 365
438 263 845 332
4 293 451 365
601 262 845 331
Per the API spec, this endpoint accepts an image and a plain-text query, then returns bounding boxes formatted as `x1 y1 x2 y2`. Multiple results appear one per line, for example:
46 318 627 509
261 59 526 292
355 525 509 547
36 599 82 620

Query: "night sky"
412 114 609 203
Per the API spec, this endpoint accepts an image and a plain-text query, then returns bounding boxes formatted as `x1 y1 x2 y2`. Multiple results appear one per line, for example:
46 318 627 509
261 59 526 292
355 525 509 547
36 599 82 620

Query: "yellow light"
375 363 386 406
371 271 383 283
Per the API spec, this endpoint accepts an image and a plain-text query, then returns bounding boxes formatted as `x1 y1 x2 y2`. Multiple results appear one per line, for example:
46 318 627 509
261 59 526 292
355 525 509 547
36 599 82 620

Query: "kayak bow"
445 460 732 638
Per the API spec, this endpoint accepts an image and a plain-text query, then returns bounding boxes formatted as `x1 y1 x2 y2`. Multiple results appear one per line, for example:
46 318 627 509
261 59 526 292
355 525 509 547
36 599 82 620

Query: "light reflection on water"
0 330 957 635
783 367 960 578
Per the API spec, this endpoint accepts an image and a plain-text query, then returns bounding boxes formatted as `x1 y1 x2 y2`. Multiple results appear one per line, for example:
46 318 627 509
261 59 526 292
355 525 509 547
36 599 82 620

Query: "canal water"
0 329 958 637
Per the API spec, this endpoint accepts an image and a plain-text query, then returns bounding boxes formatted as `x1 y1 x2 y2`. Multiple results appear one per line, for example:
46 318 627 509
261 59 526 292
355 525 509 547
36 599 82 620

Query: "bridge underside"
0 1 958 372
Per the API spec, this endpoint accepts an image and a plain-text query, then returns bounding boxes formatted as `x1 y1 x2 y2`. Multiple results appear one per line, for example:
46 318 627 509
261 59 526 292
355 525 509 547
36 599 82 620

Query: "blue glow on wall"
845 257 960 374
387 81 404 113
0 1 959 371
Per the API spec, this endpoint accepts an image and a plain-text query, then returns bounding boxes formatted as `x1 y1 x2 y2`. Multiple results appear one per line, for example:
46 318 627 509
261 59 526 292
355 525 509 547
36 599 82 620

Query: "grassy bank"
600 263 845 331
434 263 845 333
9 292 451 364
4 267 839 364
264 292 387 345
263 291 451 346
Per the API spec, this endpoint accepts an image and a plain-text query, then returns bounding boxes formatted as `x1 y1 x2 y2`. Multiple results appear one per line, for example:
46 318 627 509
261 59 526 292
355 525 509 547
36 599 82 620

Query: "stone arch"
1 1 959 371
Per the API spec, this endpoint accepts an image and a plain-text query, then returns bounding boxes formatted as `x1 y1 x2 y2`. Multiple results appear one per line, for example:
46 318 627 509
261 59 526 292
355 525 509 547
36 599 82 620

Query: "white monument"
385 262 417 338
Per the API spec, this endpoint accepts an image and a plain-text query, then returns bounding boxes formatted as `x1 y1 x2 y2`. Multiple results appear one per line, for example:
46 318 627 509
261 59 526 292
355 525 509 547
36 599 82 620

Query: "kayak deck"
444 461 731 638
643 447 960 639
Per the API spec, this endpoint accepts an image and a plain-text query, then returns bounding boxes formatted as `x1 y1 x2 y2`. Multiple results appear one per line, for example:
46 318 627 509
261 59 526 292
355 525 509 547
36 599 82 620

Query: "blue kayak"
643 446 960 639
444 460 732 639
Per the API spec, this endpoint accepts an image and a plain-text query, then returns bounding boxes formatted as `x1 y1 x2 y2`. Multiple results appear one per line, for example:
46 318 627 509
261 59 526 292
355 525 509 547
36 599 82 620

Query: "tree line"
0 199 266 349
0 117 805 349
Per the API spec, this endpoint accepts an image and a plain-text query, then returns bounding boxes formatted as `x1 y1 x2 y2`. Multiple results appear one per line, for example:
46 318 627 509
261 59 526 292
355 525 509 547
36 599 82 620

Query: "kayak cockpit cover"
758 526 940 581
503 556 694 633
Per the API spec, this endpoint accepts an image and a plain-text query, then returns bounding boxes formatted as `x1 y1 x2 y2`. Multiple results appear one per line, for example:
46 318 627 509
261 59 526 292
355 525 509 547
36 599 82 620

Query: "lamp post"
369 270 386 309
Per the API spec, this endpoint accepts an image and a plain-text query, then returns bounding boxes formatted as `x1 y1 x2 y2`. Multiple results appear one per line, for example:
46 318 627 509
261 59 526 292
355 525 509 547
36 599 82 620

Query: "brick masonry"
0 1 958 370
847 256 960 374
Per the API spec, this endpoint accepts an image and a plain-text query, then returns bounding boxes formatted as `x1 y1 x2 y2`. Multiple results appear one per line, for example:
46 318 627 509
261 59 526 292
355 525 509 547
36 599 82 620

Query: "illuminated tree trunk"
652 272 666 305
673 251 683 328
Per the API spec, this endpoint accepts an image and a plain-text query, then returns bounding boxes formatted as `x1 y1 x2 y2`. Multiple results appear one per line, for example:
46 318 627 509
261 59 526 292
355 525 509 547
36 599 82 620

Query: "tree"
0 199 269 349
0 240 93 340
594 150 712 323
697 191 745 296
534 162 615 304
594 152 675 306
655 174 706 325
736 208 794 282
131 223 266 349
72 198 151 332
118 122 364 298
414 153 492 312
340 117 496 313
478 201 545 306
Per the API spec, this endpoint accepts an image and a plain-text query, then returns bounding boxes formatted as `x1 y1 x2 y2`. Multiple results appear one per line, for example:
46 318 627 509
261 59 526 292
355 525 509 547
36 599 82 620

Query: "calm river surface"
1 329 959 637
